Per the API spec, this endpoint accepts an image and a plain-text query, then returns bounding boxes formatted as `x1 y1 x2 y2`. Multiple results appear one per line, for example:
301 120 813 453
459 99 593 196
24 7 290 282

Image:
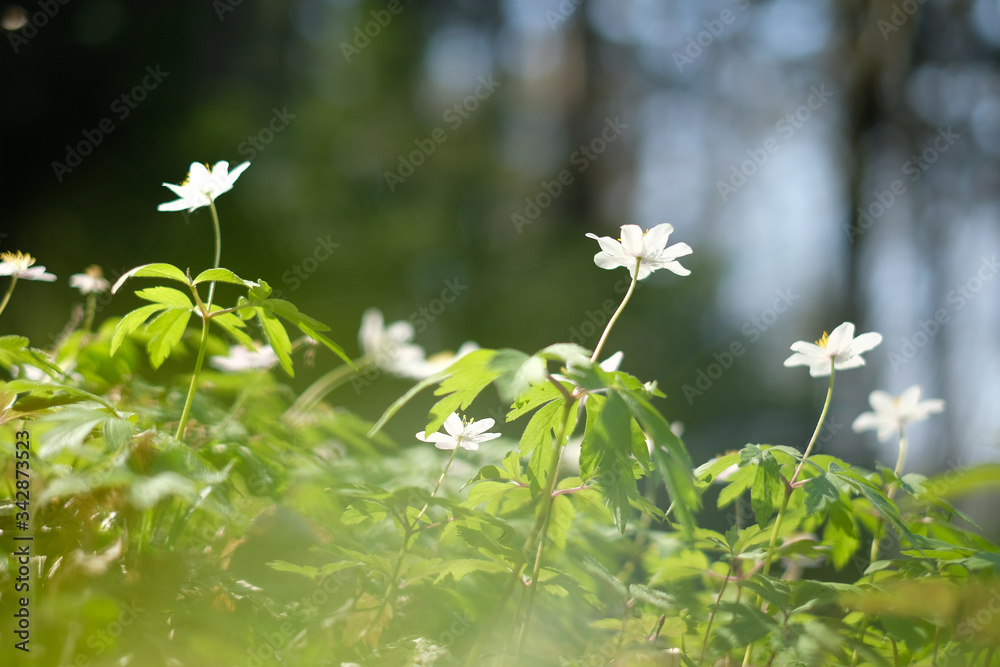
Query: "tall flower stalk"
157 160 249 439
0 251 57 319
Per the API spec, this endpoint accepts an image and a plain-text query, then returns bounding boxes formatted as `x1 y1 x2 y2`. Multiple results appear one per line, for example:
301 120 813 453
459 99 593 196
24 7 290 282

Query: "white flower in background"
852 385 945 442
358 308 478 380
416 413 501 451
359 308 428 375
585 223 692 280
157 160 250 212
0 251 56 282
69 265 110 294
782 321 882 377
209 344 278 372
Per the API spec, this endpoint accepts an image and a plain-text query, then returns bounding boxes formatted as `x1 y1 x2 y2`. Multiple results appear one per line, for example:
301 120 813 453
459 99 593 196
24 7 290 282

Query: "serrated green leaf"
208 308 255 348
38 406 107 458
618 388 699 538
713 601 779 647
145 308 193 369
433 558 509 583
548 494 575 550
263 298 329 332
111 304 170 355
192 268 246 286
102 417 135 450
425 348 506 434
580 392 636 533
522 399 571 496
494 354 546 403
128 472 196 508
296 323 354 369
750 450 782 527
135 286 193 308
506 381 562 422
111 263 189 294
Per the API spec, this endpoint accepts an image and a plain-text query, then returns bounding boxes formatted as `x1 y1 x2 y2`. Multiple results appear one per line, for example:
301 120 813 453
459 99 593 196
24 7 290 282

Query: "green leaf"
257 308 294 376
145 308 193 369
208 308 255 348
128 472 196 508
580 392 636 533
749 449 783 527
714 602 779 647
426 348 508 434
111 304 170 355
433 558 509 583
802 470 843 515
296 324 354 368
535 342 591 367
111 263 189 293
548 494 576 550
193 268 247 286
263 298 330 332
830 462 923 551
493 353 545 403
506 381 562 422
38 405 107 458
102 417 135 450
134 286 193 308
618 388 699 538
521 399 570 496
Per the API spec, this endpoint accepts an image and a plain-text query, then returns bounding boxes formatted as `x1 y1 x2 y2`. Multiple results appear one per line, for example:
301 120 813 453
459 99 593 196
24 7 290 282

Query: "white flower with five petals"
157 161 250 212
585 223 692 280
0 251 56 282
416 413 501 451
782 322 882 377
852 385 944 442
69 265 110 294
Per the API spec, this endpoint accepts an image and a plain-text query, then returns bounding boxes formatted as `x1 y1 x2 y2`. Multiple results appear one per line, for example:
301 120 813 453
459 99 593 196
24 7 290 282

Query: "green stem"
0 275 18 319
590 258 640 363
206 198 222 310
789 365 836 487
363 446 459 641
700 561 734 665
175 311 212 440
744 362 835 667
513 397 575 656
870 429 906 569
83 292 97 331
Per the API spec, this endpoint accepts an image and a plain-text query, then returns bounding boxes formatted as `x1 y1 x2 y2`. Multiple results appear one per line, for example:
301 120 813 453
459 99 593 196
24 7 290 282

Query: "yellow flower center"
815 331 829 348
85 264 104 279
0 251 35 271
180 163 211 187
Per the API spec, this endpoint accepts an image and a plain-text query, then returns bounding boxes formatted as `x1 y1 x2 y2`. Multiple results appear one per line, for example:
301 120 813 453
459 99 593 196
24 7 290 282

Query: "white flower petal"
642 223 674 251
826 322 856 354
619 225 645 256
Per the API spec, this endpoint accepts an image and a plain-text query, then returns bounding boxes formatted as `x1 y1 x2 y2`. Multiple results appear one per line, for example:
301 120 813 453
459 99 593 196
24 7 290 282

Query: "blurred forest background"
2 0 999 526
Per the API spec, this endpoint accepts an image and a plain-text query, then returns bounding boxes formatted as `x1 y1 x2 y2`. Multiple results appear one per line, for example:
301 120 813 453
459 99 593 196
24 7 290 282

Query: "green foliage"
2 231 999 667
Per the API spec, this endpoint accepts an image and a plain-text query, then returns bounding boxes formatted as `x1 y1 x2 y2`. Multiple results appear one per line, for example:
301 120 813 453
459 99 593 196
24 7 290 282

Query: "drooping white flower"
0 251 56 282
782 322 882 377
209 344 278 372
157 160 250 212
416 412 501 451
69 265 110 294
852 385 945 442
585 223 692 280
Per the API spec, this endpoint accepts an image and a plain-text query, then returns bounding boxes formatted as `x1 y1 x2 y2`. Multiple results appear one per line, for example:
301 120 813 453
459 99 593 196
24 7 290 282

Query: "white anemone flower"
157 160 250 212
852 385 945 442
782 322 882 377
358 308 429 378
0 251 56 282
585 223 693 280
69 265 110 294
416 413 501 451
209 344 278 372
